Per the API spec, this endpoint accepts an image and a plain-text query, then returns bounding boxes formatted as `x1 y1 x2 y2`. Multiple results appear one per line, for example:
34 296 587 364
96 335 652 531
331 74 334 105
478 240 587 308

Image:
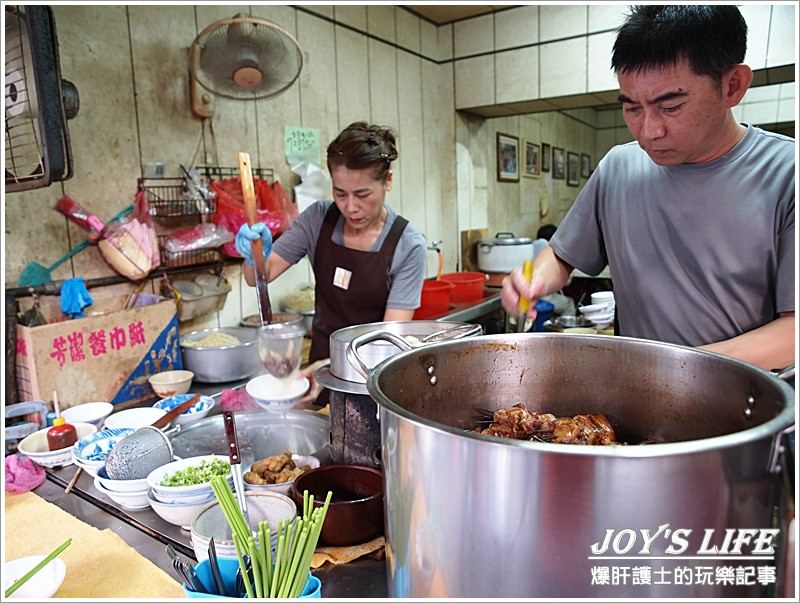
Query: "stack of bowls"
71 428 135 477
578 291 616 329
152 394 215 426
93 466 150 511
18 423 97 469
146 455 231 529
61 402 114 429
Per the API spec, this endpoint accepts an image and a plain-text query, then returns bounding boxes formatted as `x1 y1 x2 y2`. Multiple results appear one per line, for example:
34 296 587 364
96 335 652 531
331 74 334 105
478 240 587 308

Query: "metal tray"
167 409 330 470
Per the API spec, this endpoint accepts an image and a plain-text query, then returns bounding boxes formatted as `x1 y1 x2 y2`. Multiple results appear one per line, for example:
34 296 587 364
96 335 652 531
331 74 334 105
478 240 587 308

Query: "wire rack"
157 233 222 269
197 165 275 183
139 177 217 218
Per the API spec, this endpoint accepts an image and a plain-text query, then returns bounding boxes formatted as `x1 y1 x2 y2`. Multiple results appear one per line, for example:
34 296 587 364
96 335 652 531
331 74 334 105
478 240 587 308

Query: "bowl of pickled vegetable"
146 455 232 505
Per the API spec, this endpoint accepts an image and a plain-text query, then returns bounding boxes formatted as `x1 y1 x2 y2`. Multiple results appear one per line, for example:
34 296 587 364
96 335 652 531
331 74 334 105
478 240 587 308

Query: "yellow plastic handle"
518 259 534 314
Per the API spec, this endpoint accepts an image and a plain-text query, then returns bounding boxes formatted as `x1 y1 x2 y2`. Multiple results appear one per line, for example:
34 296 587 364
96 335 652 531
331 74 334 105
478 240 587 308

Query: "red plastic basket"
439 272 486 303
413 280 454 319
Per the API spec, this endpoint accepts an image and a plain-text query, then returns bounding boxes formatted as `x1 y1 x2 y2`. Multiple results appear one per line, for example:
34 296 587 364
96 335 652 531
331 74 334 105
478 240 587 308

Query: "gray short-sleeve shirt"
550 124 795 347
272 201 427 310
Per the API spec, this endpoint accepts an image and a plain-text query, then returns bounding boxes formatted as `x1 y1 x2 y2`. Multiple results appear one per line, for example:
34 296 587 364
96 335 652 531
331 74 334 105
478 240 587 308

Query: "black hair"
326 121 398 183
611 5 747 85
537 224 557 241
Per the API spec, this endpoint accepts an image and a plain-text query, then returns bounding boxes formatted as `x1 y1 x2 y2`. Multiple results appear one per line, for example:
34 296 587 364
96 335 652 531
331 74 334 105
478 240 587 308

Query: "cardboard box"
15 296 182 408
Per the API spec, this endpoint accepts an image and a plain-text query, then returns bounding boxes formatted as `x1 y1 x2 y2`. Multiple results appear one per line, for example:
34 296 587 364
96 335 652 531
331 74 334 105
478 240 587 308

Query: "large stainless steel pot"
180 327 261 383
367 334 795 597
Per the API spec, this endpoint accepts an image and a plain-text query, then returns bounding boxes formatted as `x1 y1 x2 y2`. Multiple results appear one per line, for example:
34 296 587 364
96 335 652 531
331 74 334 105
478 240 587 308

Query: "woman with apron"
237 122 427 405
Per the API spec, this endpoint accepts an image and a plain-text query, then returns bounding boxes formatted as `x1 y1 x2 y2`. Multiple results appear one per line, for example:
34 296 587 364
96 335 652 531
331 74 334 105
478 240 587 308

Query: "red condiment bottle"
47 417 77 450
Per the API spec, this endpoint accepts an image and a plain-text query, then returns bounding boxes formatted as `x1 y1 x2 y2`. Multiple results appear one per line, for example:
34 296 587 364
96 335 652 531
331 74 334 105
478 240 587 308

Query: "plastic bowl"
93 477 150 510
148 370 194 398
244 454 320 496
104 407 167 430
246 374 309 411
18 423 97 469
61 402 114 429
413 280 454 319
146 488 212 530
439 272 486 303
4 555 66 598
290 464 384 547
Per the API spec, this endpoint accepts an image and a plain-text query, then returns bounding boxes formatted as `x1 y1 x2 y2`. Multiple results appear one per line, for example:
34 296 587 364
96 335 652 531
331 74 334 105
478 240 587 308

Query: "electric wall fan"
188 13 303 119
5 5 78 192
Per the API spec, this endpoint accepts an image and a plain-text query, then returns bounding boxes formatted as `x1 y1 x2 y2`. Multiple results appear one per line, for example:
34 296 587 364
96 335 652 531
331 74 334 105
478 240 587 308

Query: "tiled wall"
5 5 458 331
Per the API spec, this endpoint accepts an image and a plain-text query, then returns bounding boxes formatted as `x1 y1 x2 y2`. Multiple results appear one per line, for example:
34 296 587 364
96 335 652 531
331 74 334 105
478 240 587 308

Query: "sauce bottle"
47 417 77 450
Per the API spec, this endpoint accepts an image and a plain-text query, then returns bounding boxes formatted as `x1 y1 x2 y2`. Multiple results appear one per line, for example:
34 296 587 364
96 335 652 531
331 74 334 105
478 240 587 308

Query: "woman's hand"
295 358 331 408
235 222 273 265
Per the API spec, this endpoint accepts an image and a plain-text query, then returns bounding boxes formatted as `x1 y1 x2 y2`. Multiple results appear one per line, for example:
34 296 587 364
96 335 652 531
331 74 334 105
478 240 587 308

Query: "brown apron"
310 204 408 362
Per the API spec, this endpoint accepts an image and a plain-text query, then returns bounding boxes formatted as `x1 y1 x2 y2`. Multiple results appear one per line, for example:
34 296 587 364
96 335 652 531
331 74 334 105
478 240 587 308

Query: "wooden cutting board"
460 228 488 272
5 492 184 598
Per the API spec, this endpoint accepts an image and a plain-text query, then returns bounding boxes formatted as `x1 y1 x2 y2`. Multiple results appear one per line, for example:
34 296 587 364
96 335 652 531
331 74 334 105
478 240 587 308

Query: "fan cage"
188 16 303 101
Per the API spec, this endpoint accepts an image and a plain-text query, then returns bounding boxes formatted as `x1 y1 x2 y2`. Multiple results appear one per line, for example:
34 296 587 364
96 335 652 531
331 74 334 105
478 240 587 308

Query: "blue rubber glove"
235 223 273 266
60 277 94 318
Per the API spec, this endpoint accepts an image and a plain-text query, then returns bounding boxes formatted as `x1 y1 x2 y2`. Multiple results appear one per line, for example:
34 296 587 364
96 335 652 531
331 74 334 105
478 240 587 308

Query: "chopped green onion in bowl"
160 458 231 487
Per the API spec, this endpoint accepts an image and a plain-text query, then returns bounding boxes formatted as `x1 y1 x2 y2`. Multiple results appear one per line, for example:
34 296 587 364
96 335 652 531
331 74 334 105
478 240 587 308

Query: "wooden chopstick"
64 467 83 494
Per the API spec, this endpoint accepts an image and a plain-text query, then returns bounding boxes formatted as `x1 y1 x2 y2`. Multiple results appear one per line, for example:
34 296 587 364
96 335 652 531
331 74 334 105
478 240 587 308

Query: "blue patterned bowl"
153 394 215 425
72 428 135 467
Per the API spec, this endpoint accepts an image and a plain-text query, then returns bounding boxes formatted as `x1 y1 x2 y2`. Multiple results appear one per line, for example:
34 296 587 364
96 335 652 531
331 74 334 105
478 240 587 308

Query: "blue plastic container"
532 299 555 332
183 557 321 598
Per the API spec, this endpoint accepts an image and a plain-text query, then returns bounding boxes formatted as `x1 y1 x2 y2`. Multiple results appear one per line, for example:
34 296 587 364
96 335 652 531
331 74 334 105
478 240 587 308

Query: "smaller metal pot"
180 327 260 383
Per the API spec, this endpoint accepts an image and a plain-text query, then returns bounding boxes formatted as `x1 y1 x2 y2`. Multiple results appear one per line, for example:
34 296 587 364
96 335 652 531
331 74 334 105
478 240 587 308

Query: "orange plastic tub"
413 280 454 319
440 272 486 303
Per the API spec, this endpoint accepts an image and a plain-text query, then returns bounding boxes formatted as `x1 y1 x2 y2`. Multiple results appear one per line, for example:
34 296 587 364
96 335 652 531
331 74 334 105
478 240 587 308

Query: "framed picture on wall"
496 133 519 182
581 153 591 178
567 151 580 186
541 142 551 172
552 147 565 180
523 140 540 178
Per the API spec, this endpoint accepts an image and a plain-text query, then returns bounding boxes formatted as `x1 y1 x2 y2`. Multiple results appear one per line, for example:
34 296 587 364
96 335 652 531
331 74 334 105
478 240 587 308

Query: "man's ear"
724 64 753 107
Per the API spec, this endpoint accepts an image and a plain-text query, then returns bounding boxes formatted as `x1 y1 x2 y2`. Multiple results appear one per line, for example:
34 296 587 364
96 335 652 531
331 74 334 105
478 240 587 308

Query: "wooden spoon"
151 394 200 429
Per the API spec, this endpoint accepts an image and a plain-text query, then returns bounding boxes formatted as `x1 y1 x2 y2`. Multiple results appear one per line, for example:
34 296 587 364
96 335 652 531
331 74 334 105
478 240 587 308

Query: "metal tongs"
223 411 251 529
516 259 534 332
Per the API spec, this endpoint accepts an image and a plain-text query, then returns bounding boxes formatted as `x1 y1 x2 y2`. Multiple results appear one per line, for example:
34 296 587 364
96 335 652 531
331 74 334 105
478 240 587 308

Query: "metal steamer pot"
366 334 795 598
477 232 534 273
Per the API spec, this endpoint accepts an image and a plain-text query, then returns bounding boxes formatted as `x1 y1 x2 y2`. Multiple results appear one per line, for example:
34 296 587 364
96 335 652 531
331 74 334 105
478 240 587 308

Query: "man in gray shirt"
502 5 794 370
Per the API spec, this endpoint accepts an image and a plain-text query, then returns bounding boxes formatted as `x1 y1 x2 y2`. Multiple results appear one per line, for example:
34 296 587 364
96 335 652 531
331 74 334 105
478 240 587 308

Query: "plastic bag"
98 191 160 280
163 223 233 253
210 177 299 259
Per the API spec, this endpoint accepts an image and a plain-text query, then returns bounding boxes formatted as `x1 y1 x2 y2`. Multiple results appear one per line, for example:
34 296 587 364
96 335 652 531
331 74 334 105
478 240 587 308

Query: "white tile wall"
367 5 395 43
368 39 399 128
455 55 495 108
437 23 454 61
495 5 539 50
587 31 618 93
540 38 588 98
777 98 795 123
453 13 494 57
540 5 587 41
396 7 421 53
496 46 539 104
740 4 770 70
742 101 779 125
588 5 628 32
767 5 796 67
397 52 425 223
334 25 370 129
333 5 366 31
420 19 438 60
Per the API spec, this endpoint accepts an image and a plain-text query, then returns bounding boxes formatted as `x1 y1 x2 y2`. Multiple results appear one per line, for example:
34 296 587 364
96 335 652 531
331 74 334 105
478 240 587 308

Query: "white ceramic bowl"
94 465 150 493
61 402 114 429
245 374 310 411
147 454 231 497
104 407 167 430
18 423 97 468
243 454 321 496
578 302 615 316
72 427 135 468
191 491 297 561
146 488 212 530
4 555 66 598
93 476 150 510
590 291 615 305
148 370 194 398
152 394 214 426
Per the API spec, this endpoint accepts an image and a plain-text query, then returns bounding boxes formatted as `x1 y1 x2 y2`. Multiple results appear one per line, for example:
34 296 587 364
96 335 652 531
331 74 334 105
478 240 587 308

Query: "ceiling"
401 5 514 25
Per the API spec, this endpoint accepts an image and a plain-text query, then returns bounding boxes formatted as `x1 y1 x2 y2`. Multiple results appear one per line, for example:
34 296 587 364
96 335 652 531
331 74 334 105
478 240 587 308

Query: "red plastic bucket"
439 272 485 303
413 280 454 319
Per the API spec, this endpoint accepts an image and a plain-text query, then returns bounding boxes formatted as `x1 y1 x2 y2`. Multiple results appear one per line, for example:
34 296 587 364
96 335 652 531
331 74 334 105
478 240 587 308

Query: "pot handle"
770 364 795 384
346 330 413 380
495 232 515 239
768 423 795 475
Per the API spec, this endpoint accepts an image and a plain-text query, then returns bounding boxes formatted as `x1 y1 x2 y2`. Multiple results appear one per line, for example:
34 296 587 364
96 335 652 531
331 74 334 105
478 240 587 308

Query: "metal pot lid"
316 366 369 395
479 236 533 246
